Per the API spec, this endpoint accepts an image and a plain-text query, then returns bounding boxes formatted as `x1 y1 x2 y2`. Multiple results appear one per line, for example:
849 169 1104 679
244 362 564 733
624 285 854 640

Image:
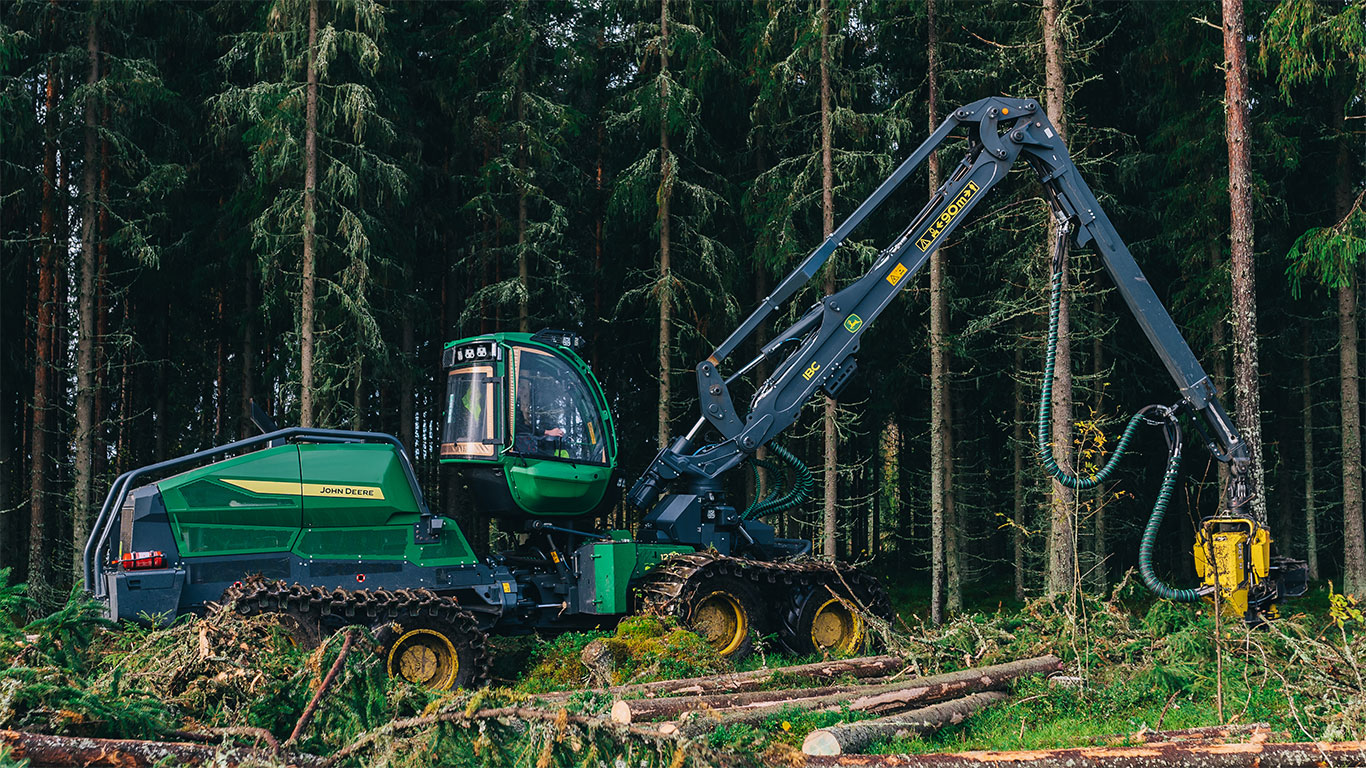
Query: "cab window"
441 365 500 458
511 347 606 464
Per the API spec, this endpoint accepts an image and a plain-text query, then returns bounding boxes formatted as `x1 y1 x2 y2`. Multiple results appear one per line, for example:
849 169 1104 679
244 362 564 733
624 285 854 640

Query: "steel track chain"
219 576 490 689
637 552 893 627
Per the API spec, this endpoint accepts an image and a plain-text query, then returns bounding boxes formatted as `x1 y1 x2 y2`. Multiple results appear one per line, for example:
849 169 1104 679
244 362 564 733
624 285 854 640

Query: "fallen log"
0 729 324 768
803 740 1366 768
1108 723 1272 745
802 692 1008 756
539 654 908 701
622 654 1059 726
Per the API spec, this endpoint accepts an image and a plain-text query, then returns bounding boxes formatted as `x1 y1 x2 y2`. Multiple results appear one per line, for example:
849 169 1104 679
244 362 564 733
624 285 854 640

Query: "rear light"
114 551 166 570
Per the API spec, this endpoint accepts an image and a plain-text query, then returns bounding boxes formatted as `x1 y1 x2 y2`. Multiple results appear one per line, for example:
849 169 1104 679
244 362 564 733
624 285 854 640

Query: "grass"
1 569 1362 767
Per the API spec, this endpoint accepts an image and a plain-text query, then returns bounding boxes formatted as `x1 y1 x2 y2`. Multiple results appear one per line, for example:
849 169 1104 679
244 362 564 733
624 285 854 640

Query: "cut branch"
538 654 907 701
804 741 1366 768
803 691 1007 755
0 729 323 768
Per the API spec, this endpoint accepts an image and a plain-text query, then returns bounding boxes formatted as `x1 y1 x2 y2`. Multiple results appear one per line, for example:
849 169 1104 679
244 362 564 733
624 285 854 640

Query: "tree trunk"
1222 0 1267 523
1013 318 1026 601
1335 109 1364 594
1299 323 1318 580
400 311 415 453
927 0 947 623
300 0 320 428
656 0 672 451
802 692 1007 756
945 390 961 613
28 47 60 595
668 656 1062 735
1341 280 1364 593
73 12 101 576
94 113 110 482
240 274 256 439
0 729 325 768
803 741 1366 768
541 655 907 703
516 43 529 333
1042 0 1075 599
820 0 838 559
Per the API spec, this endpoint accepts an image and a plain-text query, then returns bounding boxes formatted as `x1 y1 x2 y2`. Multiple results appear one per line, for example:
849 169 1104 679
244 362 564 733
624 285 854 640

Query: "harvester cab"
439 330 620 523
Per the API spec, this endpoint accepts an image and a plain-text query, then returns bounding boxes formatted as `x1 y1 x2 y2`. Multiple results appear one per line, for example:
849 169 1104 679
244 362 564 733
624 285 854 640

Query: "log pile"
592 653 1062 751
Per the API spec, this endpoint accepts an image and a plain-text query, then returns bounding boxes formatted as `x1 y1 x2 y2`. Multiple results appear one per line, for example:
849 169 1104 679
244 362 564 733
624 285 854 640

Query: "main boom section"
628 96 1252 523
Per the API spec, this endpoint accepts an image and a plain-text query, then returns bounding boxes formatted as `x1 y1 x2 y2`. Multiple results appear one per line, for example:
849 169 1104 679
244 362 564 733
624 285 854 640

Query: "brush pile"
2 570 1365 768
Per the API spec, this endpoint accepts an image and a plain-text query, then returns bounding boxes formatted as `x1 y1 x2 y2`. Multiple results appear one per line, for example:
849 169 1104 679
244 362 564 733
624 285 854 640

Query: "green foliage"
518 615 725 693
1284 200 1365 295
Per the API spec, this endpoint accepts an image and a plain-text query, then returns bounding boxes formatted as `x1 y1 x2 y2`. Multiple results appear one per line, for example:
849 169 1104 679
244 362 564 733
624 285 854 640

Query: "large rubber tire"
790 586 866 656
380 615 489 691
682 574 765 661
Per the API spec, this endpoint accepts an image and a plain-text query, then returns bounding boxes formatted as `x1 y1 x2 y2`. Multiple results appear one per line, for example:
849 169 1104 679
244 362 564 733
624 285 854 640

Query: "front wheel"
792 588 865 655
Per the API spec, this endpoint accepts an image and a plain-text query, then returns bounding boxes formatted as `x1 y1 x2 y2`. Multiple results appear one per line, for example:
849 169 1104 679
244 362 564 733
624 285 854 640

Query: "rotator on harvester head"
84 96 1307 695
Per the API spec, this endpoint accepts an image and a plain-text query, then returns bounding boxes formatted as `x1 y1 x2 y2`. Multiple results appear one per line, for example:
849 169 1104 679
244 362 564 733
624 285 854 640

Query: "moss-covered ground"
1 568 1362 768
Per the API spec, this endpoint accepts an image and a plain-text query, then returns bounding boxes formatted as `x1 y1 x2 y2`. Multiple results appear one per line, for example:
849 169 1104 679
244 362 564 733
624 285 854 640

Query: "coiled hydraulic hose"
1037 226 1201 602
745 442 813 519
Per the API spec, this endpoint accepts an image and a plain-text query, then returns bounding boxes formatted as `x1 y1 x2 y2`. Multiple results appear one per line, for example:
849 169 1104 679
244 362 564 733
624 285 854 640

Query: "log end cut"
610 700 633 724
803 730 844 756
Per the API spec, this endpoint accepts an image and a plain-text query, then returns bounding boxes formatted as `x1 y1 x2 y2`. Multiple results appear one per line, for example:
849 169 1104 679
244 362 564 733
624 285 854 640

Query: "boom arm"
627 96 1253 516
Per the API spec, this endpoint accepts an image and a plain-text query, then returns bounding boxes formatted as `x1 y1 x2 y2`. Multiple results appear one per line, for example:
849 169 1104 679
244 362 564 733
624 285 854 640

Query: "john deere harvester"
85 96 1304 691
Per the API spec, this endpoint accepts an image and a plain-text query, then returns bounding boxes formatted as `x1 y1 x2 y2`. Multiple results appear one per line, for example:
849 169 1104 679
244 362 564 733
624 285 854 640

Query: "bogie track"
636 553 891 658
220 577 490 690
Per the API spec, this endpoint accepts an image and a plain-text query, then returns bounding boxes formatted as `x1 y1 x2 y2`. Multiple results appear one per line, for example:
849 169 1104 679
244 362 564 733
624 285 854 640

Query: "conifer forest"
1 0 1365 765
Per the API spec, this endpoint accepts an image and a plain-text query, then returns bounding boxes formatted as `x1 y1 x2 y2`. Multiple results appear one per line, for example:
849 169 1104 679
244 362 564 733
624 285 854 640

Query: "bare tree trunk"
925 0 959 614
73 13 101 575
28 48 60 595
215 290 226 442
1012 317 1027 602
820 0 838 559
1223 0 1267 523
516 34 529 334
1209 241 1231 498
1043 0 1074 598
300 0 320 427
656 0 672 451
1091 294 1107 589
94 114 110 481
400 312 415 453
1300 323 1319 580
240 274 256 439
1334 109 1364 594
1342 279 1364 593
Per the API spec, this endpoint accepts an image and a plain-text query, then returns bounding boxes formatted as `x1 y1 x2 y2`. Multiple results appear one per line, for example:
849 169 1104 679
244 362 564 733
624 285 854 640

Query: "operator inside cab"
510 346 605 464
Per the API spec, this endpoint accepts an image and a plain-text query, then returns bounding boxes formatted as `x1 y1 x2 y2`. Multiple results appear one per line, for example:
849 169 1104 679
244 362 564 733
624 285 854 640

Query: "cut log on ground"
803 691 1008 755
1107 723 1272 745
625 655 1059 726
804 740 1366 768
0 729 325 768
539 654 908 701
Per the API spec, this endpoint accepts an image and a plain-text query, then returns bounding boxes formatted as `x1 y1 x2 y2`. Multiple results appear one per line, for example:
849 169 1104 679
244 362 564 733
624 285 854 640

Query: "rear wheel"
380 616 488 691
683 575 763 660
793 590 865 655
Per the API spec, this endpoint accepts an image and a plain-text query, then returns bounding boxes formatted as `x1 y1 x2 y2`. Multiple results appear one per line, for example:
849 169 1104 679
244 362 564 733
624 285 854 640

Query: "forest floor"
1 568 1363 768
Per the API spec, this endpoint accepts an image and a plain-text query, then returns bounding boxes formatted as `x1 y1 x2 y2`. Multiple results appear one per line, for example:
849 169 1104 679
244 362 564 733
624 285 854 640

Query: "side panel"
158 445 302 557
577 542 691 615
296 443 477 566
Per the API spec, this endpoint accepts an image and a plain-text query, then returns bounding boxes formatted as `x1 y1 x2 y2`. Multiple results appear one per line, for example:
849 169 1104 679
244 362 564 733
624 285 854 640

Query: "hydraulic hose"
746 442 813 519
1037 224 1201 603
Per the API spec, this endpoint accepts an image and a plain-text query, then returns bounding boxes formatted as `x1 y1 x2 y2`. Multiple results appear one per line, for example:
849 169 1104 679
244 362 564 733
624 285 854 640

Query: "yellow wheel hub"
387 628 459 690
691 590 747 656
810 597 863 654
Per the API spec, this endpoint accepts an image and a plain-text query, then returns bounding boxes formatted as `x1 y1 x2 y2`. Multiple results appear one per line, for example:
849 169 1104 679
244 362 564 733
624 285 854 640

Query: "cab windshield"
511 346 606 464
441 364 501 459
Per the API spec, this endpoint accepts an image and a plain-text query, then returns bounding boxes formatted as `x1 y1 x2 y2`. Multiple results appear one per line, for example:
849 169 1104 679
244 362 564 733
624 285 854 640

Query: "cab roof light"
531 329 585 352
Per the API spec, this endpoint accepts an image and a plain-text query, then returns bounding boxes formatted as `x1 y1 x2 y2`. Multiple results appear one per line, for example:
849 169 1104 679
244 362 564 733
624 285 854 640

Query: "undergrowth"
1 566 1362 767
